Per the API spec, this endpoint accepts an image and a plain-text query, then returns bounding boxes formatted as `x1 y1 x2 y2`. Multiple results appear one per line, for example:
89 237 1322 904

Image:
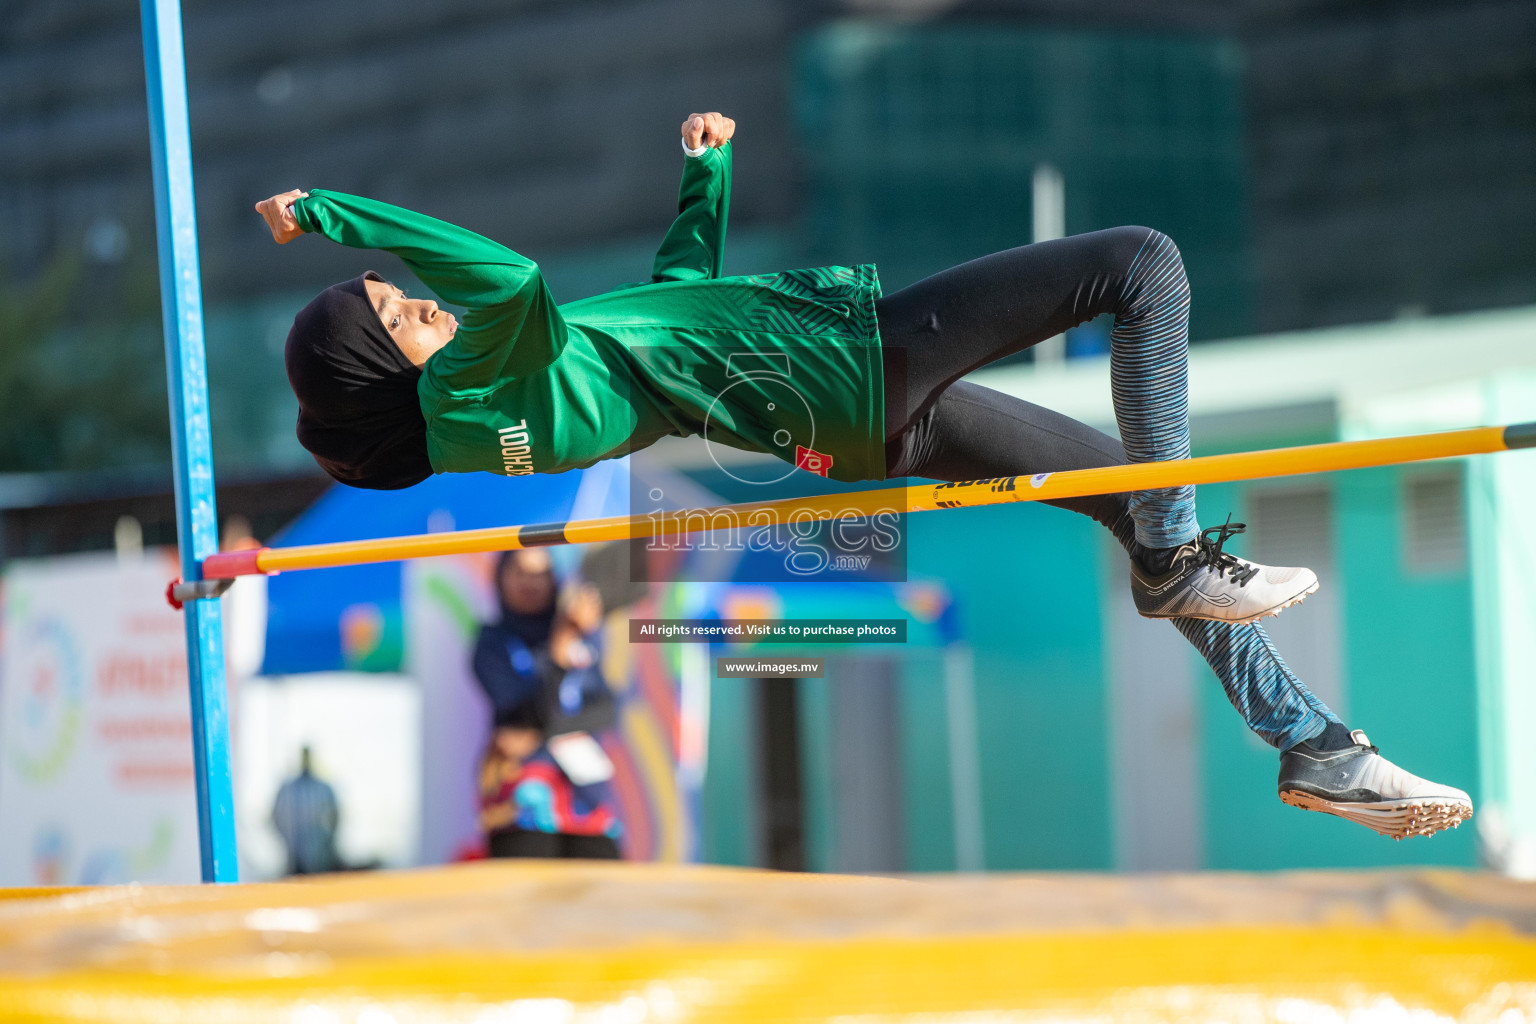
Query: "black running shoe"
1278 730 1473 840
1130 520 1319 624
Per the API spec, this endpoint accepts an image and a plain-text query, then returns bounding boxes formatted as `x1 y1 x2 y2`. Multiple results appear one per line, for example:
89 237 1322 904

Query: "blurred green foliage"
0 248 171 474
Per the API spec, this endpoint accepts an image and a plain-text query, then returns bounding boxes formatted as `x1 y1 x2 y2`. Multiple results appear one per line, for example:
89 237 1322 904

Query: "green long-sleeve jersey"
291 142 887 484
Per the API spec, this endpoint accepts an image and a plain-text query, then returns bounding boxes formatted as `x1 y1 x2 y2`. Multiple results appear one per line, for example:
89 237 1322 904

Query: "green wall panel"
898 655 958 871
797 674 835 873
701 674 758 867
907 500 1113 869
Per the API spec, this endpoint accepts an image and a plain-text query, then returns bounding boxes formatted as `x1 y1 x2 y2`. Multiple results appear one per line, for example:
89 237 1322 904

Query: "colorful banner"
0 551 203 885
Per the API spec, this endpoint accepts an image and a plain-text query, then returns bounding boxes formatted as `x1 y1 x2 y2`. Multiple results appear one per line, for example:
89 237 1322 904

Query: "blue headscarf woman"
472 548 559 728
473 549 621 858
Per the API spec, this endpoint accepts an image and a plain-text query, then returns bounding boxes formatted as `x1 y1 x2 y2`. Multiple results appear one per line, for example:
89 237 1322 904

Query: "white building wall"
1468 374 1536 878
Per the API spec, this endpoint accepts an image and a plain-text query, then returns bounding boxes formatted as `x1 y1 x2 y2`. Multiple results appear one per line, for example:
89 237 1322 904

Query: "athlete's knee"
1073 225 1154 275
1114 226 1189 320
1106 224 1157 255
1108 224 1182 271
1142 228 1185 267
1135 228 1189 282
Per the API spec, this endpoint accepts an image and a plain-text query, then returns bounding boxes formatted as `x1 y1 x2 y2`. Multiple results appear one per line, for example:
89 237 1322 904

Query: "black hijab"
494 549 558 648
285 271 433 490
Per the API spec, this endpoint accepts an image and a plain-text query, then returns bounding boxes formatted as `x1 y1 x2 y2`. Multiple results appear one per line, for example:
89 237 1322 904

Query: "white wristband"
681 137 708 158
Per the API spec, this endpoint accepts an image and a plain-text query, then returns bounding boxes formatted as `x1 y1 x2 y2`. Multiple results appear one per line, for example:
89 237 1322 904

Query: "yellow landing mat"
1 863 1534 1023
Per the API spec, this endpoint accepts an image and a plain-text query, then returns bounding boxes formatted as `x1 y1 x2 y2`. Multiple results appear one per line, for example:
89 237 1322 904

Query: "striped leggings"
878 227 1339 750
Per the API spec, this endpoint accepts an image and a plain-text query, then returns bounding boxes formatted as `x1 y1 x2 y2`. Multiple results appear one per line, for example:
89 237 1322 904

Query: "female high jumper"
257 111 1472 841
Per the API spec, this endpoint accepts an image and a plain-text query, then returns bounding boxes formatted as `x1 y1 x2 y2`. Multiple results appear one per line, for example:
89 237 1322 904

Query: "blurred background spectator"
475 551 623 859
270 745 341 876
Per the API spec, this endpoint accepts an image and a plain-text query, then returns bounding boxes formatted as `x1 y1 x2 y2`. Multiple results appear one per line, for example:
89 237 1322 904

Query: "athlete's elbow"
473 266 545 307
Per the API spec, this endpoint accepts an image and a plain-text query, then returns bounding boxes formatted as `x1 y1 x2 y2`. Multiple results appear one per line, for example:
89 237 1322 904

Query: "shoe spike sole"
1231 579 1321 626
1140 579 1321 626
1279 788 1473 840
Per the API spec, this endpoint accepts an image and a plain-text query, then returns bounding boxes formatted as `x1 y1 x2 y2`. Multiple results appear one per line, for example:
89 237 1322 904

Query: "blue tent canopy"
261 463 633 675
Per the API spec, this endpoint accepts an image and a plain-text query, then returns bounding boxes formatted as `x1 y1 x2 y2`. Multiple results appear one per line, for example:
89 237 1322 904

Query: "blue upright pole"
139 0 238 883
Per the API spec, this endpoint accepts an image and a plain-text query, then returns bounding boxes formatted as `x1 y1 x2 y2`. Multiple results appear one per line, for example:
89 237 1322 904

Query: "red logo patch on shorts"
795 445 833 477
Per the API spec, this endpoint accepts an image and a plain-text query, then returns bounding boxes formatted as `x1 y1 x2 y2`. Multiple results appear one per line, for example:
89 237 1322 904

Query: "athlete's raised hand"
681 112 734 151
254 189 309 244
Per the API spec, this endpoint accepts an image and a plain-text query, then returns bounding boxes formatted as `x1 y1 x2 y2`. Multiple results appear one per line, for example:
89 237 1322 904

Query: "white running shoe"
1130 520 1318 624
1277 730 1473 840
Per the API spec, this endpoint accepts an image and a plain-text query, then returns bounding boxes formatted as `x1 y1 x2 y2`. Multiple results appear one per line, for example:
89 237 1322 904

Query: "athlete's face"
363 276 456 368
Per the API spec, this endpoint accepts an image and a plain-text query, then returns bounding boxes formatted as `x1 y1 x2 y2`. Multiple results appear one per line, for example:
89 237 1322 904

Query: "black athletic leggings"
873 230 1351 753
877 227 1158 555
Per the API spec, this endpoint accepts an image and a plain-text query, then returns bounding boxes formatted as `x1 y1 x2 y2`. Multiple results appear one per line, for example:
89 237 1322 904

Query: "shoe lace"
1195 516 1259 586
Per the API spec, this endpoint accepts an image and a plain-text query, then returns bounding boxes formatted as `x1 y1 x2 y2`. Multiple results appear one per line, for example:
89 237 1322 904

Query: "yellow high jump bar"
198 421 1536 581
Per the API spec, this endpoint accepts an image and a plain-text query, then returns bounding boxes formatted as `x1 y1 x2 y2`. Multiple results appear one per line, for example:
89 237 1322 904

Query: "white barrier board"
0 551 202 885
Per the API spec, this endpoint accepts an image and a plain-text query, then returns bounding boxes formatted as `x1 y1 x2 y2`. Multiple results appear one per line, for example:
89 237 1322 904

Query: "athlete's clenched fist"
681 112 735 151
254 189 309 244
